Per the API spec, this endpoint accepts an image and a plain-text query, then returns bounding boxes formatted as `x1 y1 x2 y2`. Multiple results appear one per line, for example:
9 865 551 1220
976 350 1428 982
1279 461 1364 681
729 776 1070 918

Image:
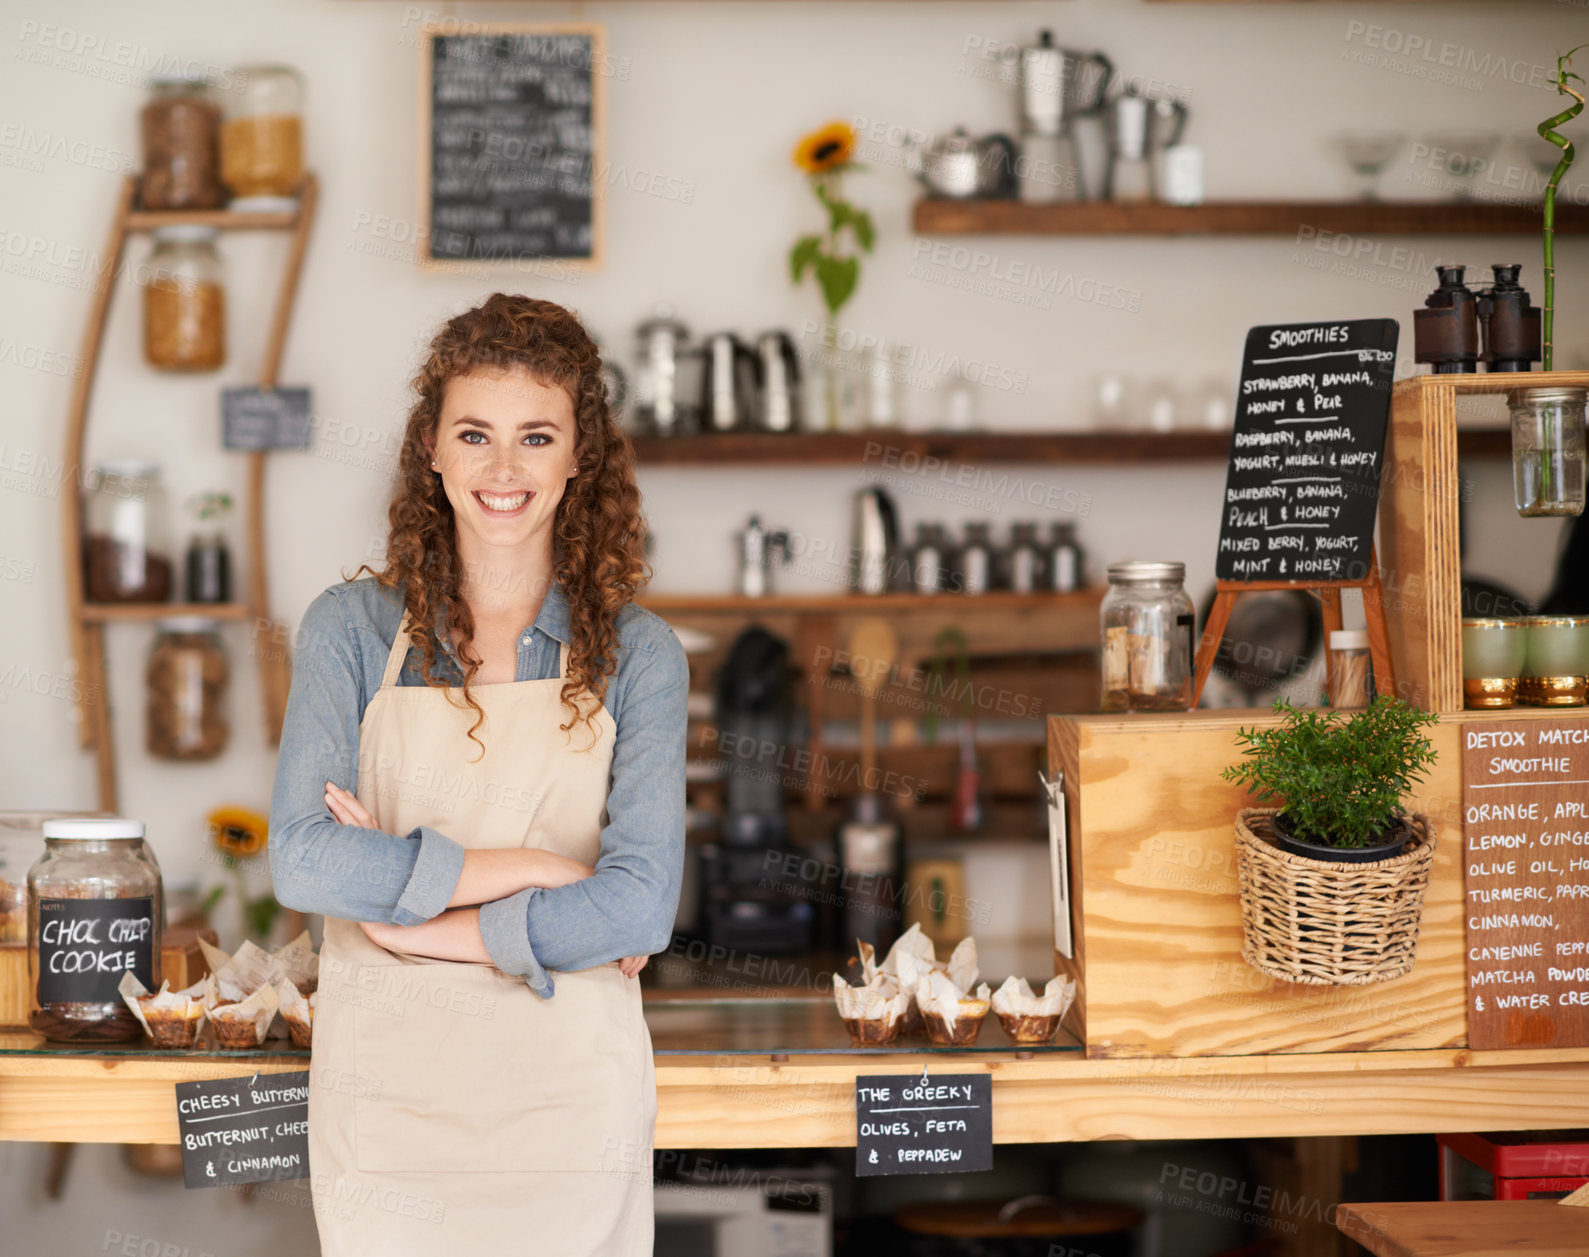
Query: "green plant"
186 490 234 522
1539 43 1587 370
1220 696 1440 849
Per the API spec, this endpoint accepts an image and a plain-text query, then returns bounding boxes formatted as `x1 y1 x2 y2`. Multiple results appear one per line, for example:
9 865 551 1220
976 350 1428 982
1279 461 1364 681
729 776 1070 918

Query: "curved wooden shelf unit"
62 175 319 811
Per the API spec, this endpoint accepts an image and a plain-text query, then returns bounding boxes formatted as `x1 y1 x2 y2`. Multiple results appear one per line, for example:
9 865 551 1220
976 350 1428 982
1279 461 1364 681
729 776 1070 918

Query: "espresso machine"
698 627 817 953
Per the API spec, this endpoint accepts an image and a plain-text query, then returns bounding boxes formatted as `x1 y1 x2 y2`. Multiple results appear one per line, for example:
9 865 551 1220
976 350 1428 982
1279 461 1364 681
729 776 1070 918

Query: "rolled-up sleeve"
480 623 688 998
268 587 466 925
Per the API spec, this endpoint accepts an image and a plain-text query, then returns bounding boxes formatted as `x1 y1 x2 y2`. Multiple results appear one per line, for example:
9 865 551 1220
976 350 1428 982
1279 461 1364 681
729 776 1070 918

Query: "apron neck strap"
381 614 416 689
557 639 569 681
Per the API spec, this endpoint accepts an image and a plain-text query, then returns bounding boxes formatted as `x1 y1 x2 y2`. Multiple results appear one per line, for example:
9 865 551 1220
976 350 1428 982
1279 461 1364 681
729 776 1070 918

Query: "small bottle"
1047 522 1083 593
910 523 944 594
1008 522 1043 593
958 522 993 595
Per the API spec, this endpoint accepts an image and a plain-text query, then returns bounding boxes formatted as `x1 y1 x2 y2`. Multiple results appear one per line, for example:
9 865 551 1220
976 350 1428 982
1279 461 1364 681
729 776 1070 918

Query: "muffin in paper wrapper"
831 972 911 1046
276 978 315 1048
198 930 318 1038
859 926 980 1033
990 975 1076 1044
205 977 280 1048
118 972 208 1048
915 970 992 1046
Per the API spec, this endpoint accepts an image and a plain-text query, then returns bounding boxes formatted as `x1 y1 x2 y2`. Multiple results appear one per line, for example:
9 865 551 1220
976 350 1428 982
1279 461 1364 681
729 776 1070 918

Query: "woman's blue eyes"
459 431 550 446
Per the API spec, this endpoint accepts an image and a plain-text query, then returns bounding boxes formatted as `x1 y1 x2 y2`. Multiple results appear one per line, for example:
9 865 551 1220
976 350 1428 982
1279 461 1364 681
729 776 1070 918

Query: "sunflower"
208 805 268 858
793 122 856 174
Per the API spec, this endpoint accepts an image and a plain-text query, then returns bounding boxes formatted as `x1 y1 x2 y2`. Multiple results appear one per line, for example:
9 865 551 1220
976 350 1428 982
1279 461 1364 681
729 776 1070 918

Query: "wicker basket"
1234 808 1436 987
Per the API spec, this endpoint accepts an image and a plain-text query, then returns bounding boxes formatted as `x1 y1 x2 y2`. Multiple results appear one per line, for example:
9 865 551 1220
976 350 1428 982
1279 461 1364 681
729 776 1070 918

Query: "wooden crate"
1049 708 1473 1058
1380 370 1589 713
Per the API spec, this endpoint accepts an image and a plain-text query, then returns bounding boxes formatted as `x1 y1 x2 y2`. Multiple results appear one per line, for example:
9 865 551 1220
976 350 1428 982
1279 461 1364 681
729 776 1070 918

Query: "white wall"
0 1 1584 1247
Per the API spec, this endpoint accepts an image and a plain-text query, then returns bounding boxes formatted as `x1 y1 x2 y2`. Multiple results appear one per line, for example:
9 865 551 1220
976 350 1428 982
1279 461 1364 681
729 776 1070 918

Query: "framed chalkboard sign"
418 25 605 269
1216 319 1399 584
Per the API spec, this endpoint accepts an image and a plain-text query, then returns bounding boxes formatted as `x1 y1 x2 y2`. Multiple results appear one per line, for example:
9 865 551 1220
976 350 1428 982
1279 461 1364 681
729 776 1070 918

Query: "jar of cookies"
142 226 226 371
147 619 230 761
221 64 304 202
138 77 223 210
28 818 163 1043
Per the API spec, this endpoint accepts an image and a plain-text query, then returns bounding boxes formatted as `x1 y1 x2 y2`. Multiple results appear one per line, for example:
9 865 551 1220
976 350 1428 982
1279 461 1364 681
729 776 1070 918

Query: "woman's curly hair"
353 293 649 757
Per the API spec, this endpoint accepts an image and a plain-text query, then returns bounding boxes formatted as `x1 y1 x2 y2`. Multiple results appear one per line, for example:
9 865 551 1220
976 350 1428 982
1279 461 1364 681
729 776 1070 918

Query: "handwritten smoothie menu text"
1462 720 1589 1049
1216 319 1399 584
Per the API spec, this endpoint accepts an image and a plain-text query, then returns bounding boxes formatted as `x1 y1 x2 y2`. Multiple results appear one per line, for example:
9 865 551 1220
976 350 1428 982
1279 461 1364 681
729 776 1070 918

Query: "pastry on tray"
276 978 315 1048
831 972 911 1046
205 979 279 1049
118 971 208 1048
915 970 992 1046
989 975 1076 1044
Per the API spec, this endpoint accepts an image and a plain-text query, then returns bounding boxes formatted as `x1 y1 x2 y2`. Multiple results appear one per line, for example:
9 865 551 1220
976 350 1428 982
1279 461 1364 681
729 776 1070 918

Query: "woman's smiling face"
426 365 580 556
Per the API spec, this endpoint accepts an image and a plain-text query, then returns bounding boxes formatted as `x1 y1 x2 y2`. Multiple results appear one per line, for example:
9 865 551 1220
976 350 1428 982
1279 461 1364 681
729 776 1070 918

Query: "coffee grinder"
698 626 816 953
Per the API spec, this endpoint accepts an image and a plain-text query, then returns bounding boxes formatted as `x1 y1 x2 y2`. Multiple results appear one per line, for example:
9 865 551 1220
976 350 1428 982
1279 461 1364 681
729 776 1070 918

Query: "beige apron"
308 614 656 1255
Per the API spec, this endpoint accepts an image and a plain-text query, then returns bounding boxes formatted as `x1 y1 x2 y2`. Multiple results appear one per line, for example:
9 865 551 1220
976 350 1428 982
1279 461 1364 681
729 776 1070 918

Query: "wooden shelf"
78 601 252 623
632 428 1513 466
643 589 1102 615
124 204 303 232
912 199 1589 237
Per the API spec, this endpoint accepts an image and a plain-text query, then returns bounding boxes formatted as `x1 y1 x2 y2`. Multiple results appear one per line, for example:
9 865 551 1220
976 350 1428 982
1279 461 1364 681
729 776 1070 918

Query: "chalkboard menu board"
1216 319 1399 583
1463 719 1589 1050
177 1071 310 1189
421 25 604 266
36 896 154 1003
856 1073 992 1176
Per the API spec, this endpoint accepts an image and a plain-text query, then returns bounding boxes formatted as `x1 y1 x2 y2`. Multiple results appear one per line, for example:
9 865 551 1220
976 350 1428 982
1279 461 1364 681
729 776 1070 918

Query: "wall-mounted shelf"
912 199 1589 238
632 428 1513 466
78 602 253 623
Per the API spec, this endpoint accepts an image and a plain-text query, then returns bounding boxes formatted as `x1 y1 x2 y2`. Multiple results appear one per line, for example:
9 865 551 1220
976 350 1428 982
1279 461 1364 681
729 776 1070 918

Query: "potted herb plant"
1220 696 1442 986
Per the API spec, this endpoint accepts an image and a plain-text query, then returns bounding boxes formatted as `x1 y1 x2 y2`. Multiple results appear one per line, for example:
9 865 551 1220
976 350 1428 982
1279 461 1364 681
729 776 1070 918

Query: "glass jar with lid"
147 619 230 760
142 226 227 371
1100 560 1195 711
1509 386 1586 517
28 818 163 1043
220 64 305 201
84 461 174 603
138 76 222 210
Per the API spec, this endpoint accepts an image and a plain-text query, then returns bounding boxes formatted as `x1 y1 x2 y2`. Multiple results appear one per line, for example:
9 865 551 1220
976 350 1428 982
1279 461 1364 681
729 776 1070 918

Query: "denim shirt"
267 575 688 998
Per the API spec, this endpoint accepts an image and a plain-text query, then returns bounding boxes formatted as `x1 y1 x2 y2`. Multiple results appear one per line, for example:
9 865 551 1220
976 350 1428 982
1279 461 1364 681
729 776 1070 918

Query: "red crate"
1438 1131 1589 1202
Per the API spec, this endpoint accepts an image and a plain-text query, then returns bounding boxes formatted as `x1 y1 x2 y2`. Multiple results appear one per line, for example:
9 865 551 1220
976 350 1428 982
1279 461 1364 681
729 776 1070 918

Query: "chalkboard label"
222 387 312 451
423 27 602 265
36 896 154 1003
856 1073 992 1176
1463 720 1589 1050
1216 319 1399 583
176 1071 310 1189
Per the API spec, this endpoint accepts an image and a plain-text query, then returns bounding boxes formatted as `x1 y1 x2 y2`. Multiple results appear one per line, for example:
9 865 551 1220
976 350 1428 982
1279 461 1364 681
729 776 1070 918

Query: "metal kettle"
634 308 692 436
699 332 758 432
1007 30 1113 135
908 128 1018 199
849 486 900 595
754 330 803 432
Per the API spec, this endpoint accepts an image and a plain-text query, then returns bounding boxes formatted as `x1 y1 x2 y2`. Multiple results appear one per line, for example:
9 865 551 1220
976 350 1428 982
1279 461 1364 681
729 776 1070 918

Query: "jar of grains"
1100 560 1196 711
28 818 163 1043
147 619 230 761
138 76 222 210
84 461 174 604
142 226 226 371
220 64 304 200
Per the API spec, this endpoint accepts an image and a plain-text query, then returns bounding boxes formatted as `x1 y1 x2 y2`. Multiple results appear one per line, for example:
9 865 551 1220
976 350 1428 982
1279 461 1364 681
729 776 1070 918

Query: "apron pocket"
352 962 648 1176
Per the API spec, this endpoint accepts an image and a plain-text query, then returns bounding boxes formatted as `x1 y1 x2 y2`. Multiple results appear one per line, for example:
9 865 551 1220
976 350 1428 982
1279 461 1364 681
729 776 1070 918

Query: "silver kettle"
699 332 758 432
908 128 1018 199
849 486 900 595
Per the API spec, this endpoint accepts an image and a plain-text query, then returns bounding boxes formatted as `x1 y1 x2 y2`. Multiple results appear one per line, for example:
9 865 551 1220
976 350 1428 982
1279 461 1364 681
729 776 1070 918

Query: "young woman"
268 293 687 1254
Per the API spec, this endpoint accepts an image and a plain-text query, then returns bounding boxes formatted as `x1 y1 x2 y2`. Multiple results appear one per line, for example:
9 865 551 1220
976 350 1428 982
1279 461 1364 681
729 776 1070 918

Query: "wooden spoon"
848 617 898 793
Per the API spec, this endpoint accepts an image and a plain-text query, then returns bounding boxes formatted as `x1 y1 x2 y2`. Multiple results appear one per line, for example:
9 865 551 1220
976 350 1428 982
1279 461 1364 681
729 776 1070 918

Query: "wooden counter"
8 1012 1589 1149
1336 1200 1589 1257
